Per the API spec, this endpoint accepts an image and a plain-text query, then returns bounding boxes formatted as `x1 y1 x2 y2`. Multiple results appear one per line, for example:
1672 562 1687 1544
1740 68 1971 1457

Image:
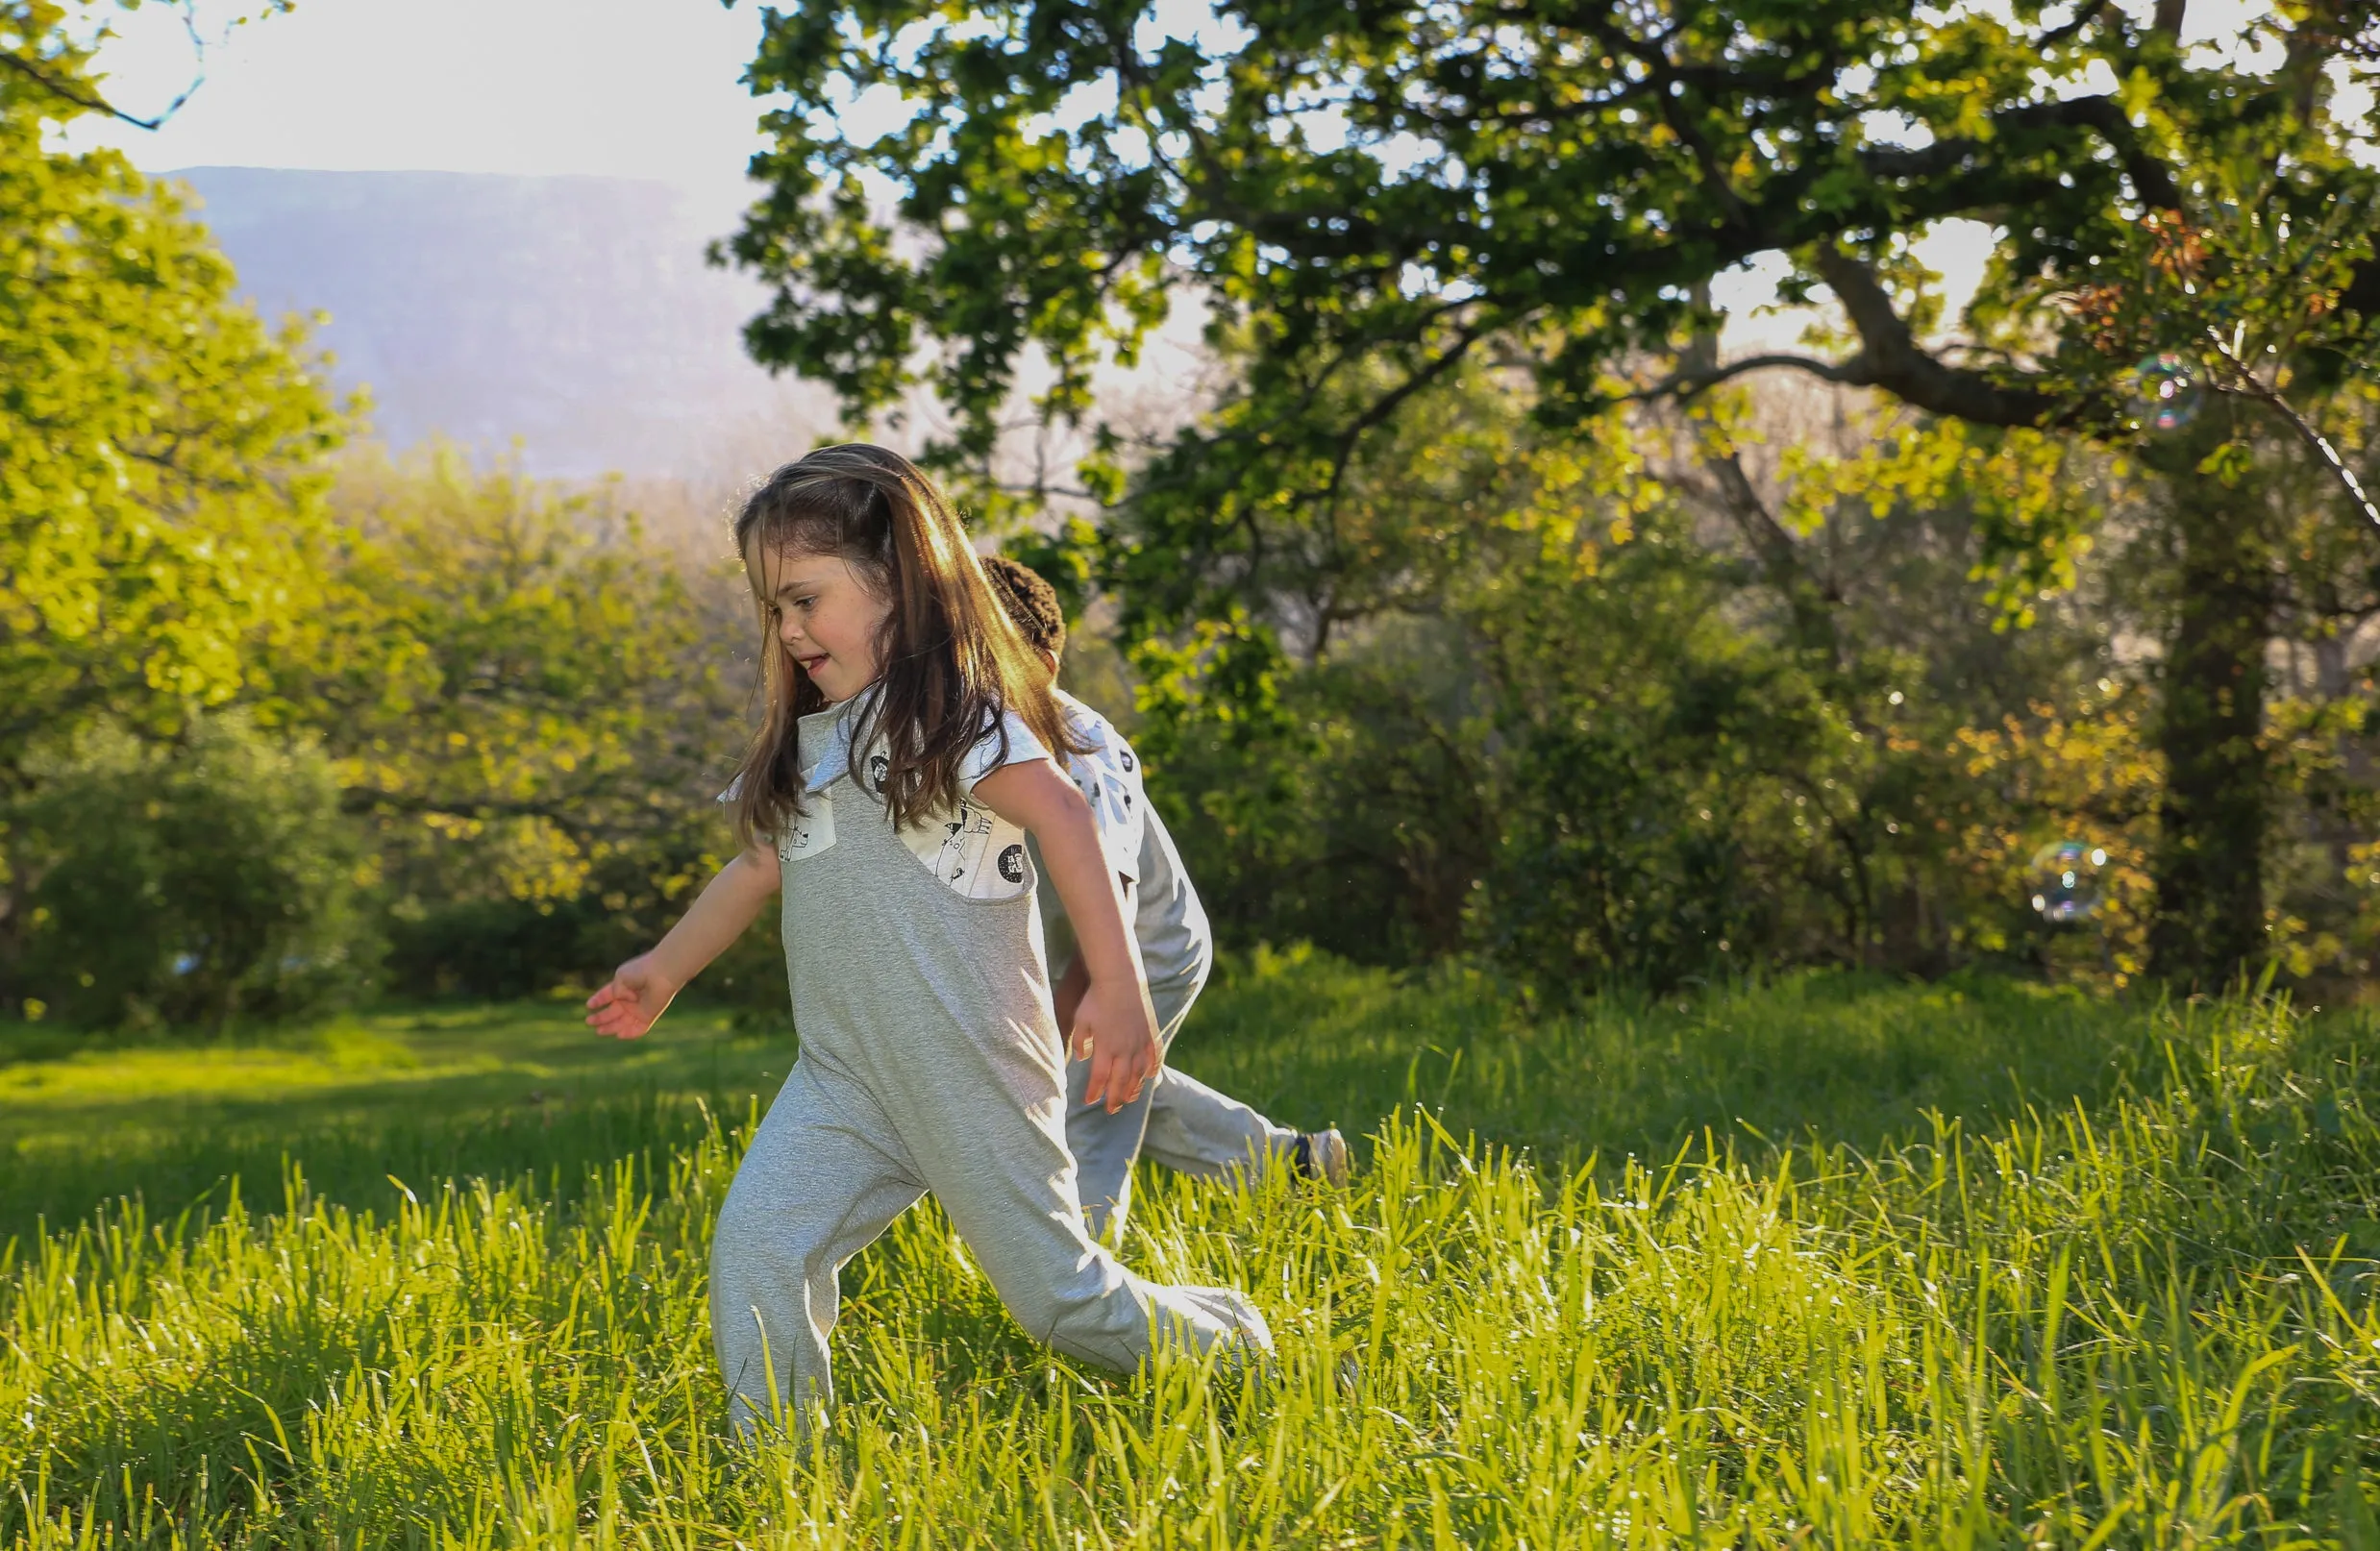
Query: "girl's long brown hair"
728 444 1077 846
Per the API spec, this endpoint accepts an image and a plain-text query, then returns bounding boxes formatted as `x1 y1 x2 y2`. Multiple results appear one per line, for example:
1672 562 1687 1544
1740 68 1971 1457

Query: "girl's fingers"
587 996 648 1038
1079 1022 1114 1109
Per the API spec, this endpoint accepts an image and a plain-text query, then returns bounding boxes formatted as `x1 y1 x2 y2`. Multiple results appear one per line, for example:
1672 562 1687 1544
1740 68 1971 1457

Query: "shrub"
383 875 788 1027
382 897 597 1002
9 717 380 1027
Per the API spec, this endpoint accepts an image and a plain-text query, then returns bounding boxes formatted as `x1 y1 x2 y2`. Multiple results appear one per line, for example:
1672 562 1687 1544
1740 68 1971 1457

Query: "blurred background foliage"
1109 364 2166 996
0 1 772 1022
6 0 2380 1025
725 0 2380 999
1101 353 2380 999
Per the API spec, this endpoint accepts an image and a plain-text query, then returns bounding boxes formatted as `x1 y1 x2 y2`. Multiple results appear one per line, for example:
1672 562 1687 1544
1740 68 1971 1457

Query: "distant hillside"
170 167 829 479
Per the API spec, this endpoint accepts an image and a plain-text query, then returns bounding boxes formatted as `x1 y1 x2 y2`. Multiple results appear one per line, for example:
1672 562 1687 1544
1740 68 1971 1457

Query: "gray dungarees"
708 700 1272 1433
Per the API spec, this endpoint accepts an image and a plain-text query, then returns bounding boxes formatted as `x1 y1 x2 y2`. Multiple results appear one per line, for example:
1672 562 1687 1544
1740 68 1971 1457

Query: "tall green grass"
4 956 2376 1544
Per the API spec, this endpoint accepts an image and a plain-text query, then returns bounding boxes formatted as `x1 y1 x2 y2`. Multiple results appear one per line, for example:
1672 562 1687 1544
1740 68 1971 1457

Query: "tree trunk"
2147 461 2274 987
2312 628 2372 902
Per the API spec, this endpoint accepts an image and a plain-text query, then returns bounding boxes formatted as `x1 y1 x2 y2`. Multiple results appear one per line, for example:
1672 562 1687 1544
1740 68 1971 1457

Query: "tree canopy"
732 0 2380 983
0 0 342 786
733 0 2380 475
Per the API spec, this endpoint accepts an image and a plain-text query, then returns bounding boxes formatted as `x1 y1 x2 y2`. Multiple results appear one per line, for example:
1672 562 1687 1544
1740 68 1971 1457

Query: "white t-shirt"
1032 691 1212 997
726 690 1053 901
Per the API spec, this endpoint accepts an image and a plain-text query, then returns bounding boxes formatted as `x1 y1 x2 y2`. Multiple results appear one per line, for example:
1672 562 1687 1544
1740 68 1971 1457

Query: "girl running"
585 445 1271 1434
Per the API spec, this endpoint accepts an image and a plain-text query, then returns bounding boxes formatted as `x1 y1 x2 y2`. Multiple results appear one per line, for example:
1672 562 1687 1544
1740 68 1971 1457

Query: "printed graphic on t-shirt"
779 786 837 861
830 704 1045 899
899 800 1032 900
1061 702 1147 883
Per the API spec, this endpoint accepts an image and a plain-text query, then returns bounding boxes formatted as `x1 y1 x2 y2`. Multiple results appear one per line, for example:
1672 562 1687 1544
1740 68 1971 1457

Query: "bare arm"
1051 871 1131 1037
585 846 780 1040
975 758 1158 1113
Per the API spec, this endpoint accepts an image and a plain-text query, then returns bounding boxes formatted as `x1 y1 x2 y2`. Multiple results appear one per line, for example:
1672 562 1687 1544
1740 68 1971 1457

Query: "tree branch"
1624 351 1873 402
1313 322 1492 509
1 7 211 135
1859 95 2183 212
1813 248 2070 427
2203 327 2380 532
1623 258 2072 431
1659 304 1846 659
2036 1 2112 49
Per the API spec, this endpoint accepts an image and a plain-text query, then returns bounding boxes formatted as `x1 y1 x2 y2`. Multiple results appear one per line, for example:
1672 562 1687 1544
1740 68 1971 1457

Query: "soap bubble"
2131 353 2201 432
2027 840 2106 923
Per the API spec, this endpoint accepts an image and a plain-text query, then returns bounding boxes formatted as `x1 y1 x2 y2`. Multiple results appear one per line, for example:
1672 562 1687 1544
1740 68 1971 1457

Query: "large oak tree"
728 0 2380 983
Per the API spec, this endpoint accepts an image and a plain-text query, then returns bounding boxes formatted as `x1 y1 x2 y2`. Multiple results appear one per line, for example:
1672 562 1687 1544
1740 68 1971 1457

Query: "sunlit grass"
4 955 2376 1544
0 1001 785 1235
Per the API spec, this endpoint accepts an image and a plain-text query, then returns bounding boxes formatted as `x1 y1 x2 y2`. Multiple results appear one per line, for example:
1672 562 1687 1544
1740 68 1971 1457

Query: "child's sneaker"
1292 1128 1351 1188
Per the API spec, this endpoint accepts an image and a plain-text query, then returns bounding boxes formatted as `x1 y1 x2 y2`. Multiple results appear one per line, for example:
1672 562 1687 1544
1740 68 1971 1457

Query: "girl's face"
751 541 893 704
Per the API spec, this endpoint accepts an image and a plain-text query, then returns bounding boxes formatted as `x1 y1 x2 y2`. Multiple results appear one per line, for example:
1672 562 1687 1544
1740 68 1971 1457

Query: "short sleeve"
716 775 744 804
956 708 1053 793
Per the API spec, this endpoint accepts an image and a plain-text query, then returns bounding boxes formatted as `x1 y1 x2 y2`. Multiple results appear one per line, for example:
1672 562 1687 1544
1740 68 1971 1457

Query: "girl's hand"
584 848 780 1043
586 953 681 1040
1072 974 1160 1114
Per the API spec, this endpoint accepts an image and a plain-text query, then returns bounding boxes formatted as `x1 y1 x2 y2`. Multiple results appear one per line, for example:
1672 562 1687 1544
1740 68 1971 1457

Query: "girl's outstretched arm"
975 758 1159 1114
586 846 781 1039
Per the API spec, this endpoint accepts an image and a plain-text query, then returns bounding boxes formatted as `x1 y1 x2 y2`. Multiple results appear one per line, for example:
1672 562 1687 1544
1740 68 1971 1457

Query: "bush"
383 897 598 1002
383 876 789 1027
9 717 380 1027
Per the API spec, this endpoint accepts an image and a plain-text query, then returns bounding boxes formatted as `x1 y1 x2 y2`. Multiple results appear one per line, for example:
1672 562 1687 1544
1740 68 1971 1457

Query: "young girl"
585 445 1272 1434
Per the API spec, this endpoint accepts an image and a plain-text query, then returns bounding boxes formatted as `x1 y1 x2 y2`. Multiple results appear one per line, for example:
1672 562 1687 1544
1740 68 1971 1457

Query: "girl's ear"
1036 647 1061 680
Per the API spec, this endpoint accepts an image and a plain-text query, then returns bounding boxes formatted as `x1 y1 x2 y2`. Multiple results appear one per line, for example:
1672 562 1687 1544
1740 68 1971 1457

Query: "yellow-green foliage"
289 447 746 972
0 5 342 768
3 959 2375 1544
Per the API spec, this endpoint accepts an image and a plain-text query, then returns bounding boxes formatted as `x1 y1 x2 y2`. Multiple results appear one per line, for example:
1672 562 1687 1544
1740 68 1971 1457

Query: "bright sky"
63 0 776 212
56 0 2325 349
69 1 2288 184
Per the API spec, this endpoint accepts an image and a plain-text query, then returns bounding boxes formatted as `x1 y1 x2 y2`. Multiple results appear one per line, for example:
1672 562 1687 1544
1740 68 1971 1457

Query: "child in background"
979 555 1349 1241
586 446 1272 1435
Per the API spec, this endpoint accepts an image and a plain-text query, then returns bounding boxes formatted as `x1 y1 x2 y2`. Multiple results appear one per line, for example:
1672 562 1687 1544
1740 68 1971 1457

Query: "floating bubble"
2027 840 2106 923
2131 353 2201 432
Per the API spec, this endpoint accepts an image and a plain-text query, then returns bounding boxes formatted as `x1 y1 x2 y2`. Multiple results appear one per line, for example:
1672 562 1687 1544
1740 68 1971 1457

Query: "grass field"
4 951 2378 1545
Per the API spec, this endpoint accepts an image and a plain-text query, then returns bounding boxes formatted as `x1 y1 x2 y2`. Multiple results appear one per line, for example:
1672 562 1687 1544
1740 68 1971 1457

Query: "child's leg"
710 1061 924 1438
1063 1058 1156 1242
908 1069 1272 1372
1138 1067 1301 1181
1067 972 1300 1238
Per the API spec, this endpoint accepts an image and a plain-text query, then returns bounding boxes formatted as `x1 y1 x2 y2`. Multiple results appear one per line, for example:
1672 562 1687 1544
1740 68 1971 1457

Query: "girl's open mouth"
797 653 830 677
